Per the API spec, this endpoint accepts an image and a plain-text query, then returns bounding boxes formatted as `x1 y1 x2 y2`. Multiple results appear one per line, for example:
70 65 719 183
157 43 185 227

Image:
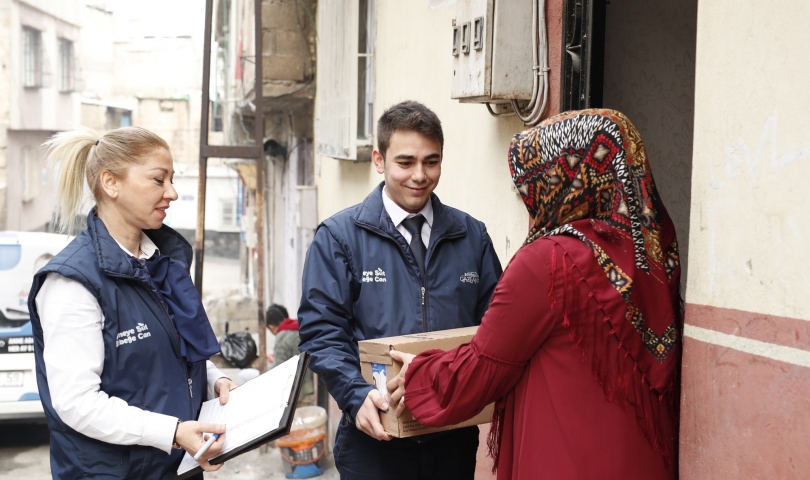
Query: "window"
316 0 376 160
58 39 75 92
105 107 133 130
211 100 223 132
357 0 376 142
22 148 41 202
22 27 42 88
220 199 236 228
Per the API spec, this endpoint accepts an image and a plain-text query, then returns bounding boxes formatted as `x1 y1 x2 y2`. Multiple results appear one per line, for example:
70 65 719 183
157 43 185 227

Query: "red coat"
404 235 676 480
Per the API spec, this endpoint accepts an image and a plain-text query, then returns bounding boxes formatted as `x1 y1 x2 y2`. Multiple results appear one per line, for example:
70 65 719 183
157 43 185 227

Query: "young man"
298 101 502 479
265 304 313 404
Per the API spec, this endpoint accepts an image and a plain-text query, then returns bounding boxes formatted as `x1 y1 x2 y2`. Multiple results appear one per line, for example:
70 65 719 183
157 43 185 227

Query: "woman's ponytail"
43 127 100 234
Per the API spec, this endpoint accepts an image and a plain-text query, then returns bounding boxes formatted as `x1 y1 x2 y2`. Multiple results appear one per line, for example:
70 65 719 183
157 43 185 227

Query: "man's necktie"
401 214 426 276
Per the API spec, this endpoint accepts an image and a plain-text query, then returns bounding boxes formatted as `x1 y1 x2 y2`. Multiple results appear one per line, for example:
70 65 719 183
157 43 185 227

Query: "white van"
0 231 71 421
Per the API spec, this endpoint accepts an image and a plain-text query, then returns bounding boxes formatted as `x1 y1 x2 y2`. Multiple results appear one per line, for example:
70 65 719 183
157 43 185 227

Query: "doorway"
601 0 698 285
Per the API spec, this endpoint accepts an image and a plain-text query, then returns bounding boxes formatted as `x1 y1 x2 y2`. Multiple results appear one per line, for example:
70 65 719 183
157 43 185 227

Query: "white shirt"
381 186 433 247
35 232 228 454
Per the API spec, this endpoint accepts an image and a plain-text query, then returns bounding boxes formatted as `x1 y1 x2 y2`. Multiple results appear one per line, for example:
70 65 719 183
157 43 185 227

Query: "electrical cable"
485 101 516 117
506 0 549 126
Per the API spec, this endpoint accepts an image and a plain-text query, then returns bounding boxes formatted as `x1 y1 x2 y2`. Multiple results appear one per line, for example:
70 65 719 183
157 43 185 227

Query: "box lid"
358 326 479 361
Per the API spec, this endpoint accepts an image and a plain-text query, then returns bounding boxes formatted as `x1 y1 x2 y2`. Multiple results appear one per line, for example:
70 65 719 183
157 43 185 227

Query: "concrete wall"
5 130 55 231
1 0 81 231
0 0 11 229
78 5 115 100
11 0 81 131
261 0 316 90
110 0 204 100
113 38 201 100
135 97 199 165
680 1 810 477
106 1 203 167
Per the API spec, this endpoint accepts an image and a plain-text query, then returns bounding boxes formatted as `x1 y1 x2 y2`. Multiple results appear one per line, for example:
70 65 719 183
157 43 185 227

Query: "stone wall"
261 0 316 90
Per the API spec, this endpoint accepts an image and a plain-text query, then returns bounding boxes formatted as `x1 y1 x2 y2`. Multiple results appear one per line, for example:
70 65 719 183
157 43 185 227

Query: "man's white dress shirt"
381 186 433 248
35 232 227 454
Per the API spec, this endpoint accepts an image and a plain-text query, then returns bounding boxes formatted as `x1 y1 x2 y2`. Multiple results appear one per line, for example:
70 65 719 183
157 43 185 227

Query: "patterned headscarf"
507 109 683 464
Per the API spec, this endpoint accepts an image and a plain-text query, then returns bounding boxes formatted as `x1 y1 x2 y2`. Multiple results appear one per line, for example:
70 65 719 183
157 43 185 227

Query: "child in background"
266 304 314 405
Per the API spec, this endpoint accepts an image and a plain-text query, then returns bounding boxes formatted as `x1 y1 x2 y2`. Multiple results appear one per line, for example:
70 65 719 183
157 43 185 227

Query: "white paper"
177 354 301 475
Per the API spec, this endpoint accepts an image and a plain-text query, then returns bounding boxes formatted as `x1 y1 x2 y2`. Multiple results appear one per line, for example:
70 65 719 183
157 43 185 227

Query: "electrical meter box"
451 0 534 102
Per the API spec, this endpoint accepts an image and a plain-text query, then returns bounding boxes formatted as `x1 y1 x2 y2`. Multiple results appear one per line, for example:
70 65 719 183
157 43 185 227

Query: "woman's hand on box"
387 350 416 417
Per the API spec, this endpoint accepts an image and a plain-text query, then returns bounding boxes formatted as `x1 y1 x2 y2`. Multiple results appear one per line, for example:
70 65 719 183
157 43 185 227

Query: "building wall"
1 0 81 231
109 0 204 101
79 5 115 100
113 38 201 100
5 129 55 231
135 97 198 165
261 0 316 87
169 163 241 259
0 0 11 229
316 1 535 265
16 0 80 25
680 1 810 477
11 0 81 131
248 0 317 312
108 0 203 167
313 2 563 474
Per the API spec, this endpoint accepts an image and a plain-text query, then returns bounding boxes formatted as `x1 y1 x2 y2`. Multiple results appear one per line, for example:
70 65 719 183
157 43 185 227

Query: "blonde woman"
28 127 236 479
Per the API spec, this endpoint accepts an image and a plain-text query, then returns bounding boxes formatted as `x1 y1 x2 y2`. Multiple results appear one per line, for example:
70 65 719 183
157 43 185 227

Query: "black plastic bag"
219 322 257 368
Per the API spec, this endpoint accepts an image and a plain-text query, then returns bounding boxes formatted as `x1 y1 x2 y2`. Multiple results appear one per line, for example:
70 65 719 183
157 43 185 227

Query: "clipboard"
176 352 311 479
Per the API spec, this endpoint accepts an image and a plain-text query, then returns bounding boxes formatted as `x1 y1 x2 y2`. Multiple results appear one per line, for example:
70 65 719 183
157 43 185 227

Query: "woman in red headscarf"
388 110 683 479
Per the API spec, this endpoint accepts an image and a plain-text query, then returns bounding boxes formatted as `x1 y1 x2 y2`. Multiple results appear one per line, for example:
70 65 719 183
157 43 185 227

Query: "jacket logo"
460 272 480 284
362 268 387 283
115 322 151 347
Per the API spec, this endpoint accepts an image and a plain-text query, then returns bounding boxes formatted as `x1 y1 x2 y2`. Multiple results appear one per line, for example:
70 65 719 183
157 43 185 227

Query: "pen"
193 433 220 461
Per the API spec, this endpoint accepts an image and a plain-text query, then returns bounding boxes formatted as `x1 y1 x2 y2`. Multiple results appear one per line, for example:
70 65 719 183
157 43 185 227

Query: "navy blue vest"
28 212 207 479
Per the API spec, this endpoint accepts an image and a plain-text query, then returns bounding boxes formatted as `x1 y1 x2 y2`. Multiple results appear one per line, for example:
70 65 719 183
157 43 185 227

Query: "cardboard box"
358 326 494 438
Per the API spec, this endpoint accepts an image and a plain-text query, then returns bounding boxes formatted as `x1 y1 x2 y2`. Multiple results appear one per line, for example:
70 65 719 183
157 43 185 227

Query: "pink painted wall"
680 305 810 478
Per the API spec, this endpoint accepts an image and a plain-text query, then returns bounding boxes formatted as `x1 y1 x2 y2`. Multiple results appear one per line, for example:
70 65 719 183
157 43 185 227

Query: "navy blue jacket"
298 183 502 423
28 212 206 479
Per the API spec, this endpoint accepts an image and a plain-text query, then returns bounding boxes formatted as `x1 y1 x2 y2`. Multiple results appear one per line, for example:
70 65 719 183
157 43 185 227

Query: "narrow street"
0 423 50 478
0 422 338 479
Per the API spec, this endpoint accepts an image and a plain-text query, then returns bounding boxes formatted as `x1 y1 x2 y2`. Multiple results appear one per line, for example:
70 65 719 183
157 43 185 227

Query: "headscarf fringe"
487 401 506 474
486 251 681 472
553 258 681 470
548 243 558 308
487 250 681 471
